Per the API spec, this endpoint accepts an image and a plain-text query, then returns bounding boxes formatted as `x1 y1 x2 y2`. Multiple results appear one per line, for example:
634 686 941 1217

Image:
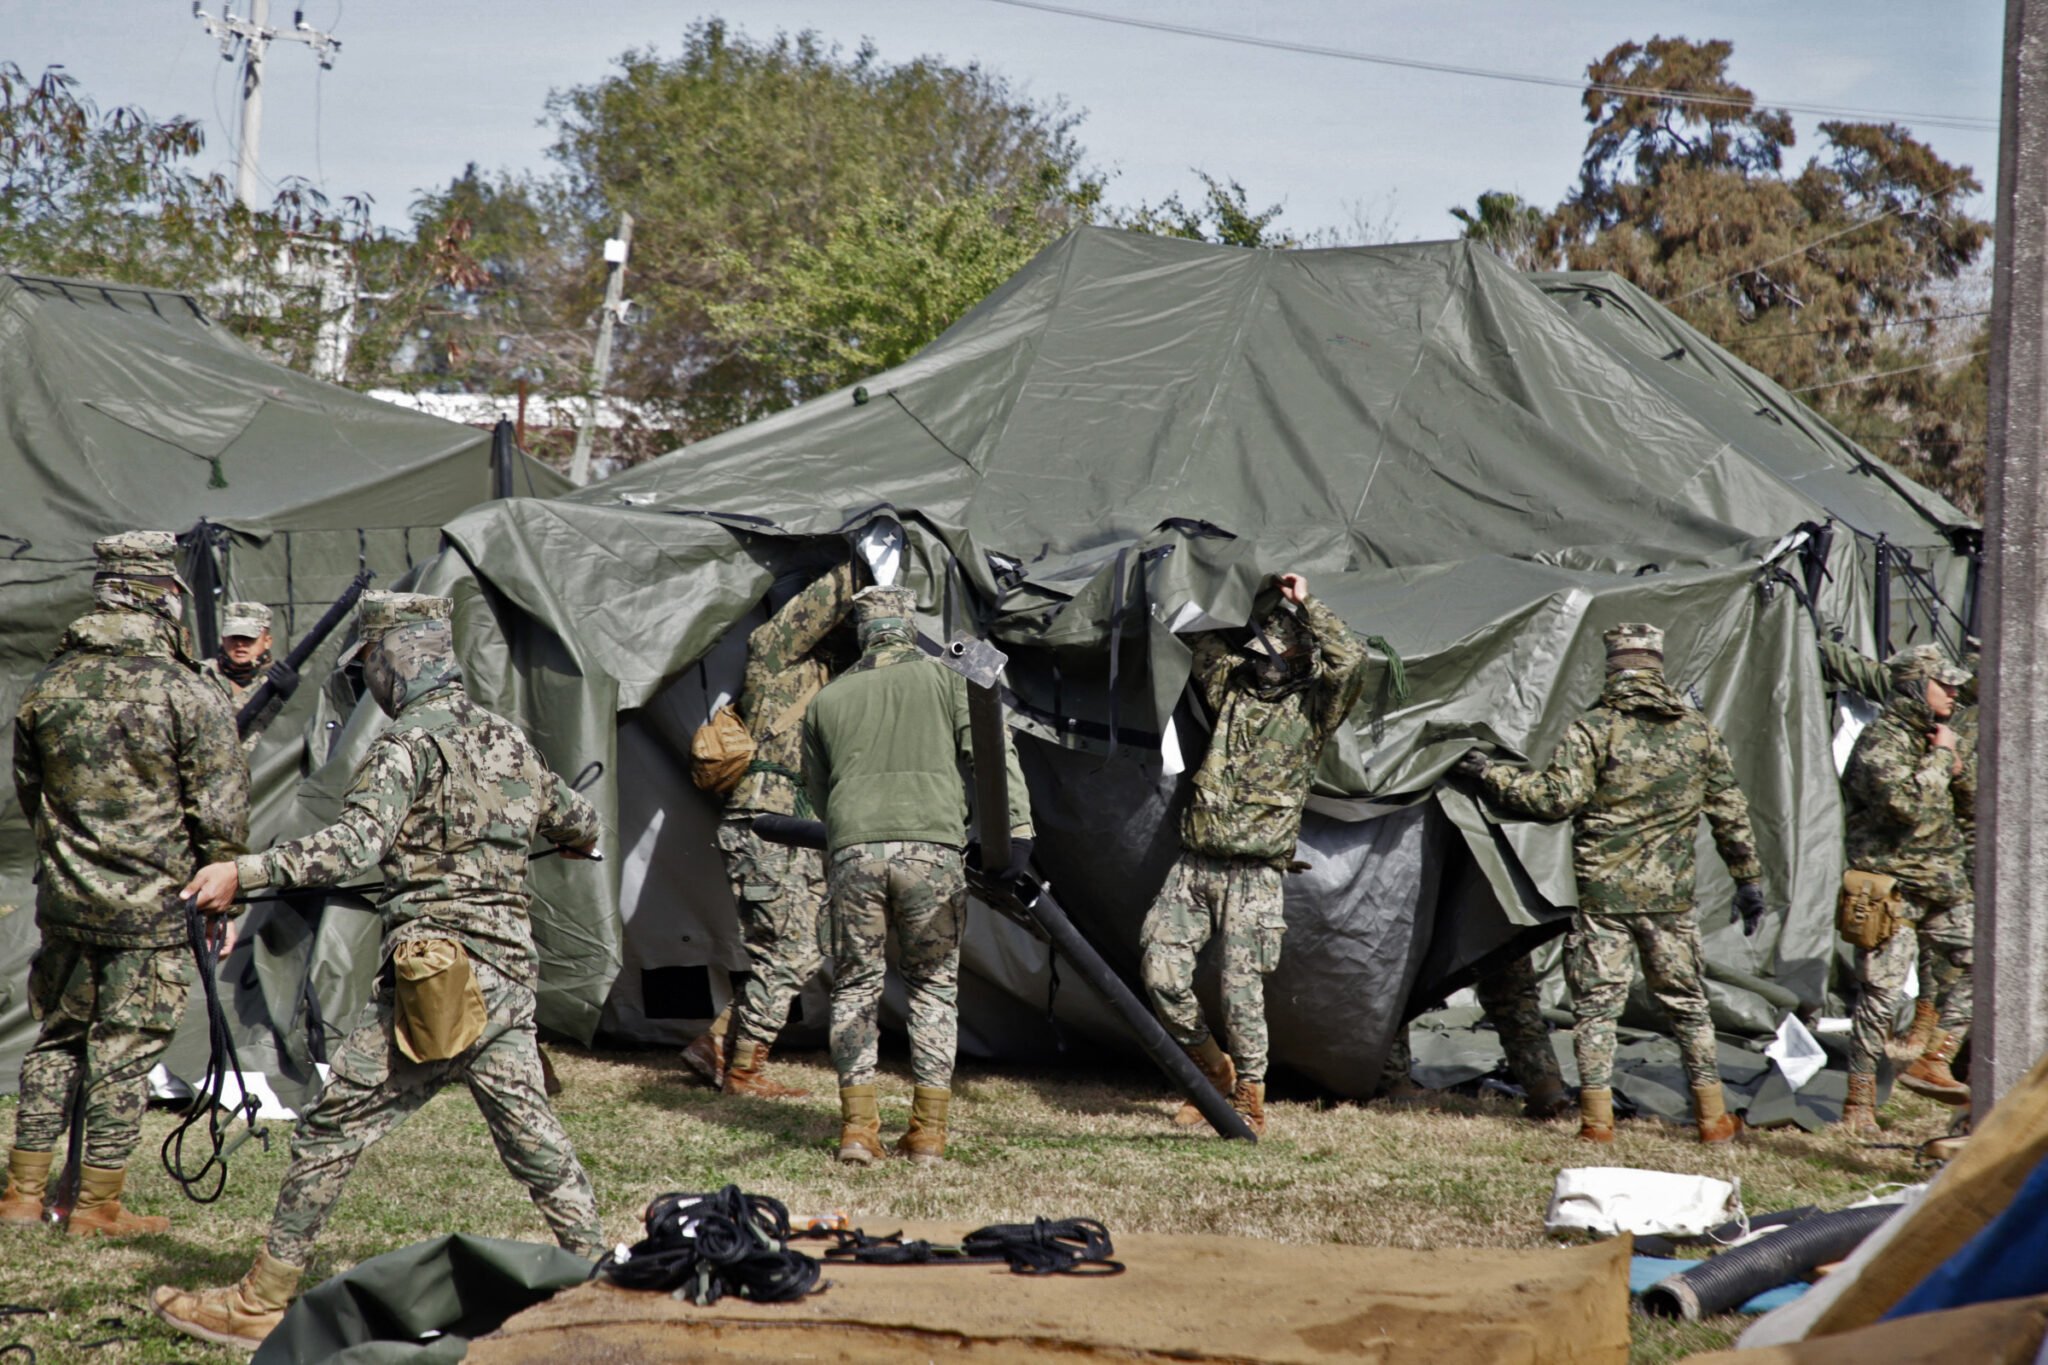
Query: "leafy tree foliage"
0 61 370 370
1541 37 1991 509
1114 172 1294 248
1450 191 1553 270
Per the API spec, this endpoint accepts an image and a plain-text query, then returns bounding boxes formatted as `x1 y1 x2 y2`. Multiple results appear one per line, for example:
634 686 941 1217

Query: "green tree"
1542 36 1991 508
1115 171 1294 248
0 61 371 371
1449 191 1554 270
538 20 1101 440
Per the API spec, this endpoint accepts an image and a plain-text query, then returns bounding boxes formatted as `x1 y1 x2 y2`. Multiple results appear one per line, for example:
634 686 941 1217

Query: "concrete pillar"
1977 0 2048 1109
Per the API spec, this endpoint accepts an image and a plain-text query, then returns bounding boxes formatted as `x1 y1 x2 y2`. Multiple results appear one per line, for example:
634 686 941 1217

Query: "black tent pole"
491 418 516 500
187 520 220 658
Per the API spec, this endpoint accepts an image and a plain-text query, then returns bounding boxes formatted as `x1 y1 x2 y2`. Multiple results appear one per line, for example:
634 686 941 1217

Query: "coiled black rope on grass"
598 1185 821 1306
160 896 268 1203
811 1217 1123 1276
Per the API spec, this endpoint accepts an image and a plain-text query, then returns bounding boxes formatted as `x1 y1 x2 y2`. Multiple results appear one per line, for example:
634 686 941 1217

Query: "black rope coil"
598 1185 821 1306
811 1217 1122 1276
160 896 268 1203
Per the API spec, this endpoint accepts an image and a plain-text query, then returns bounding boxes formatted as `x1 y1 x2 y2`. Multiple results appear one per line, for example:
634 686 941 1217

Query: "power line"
1725 309 1993 345
1671 181 1973 301
977 0 1999 132
1790 349 1987 393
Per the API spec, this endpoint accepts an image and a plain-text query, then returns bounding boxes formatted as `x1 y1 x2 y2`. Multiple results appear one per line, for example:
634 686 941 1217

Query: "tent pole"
187 520 221 659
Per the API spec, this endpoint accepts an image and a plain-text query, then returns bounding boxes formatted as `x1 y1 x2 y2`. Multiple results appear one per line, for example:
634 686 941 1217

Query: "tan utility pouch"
392 938 487 1062
1837 870 1903 950
690 704 755 794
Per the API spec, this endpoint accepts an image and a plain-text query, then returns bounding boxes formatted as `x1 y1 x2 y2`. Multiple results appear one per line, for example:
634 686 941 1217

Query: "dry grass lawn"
0 1043 1956 1364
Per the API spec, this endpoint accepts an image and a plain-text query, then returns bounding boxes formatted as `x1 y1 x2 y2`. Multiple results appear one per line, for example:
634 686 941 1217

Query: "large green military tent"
0 270 568 1086
255 229 1971 1103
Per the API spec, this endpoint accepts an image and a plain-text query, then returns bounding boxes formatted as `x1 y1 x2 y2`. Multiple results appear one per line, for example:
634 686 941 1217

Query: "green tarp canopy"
265 228 1969 1098
0 270 568 1087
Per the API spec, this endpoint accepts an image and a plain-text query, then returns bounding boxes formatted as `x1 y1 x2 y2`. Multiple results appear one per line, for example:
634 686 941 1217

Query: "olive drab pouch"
1837 870 1903 950
690 704 755 794
391 938 487 1062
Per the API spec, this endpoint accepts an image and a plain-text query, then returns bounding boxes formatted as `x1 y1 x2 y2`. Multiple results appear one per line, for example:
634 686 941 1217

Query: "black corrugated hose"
1641 1203 1900 1320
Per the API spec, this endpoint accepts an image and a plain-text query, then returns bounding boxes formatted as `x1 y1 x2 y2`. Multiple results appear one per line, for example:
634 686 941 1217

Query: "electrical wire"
1725 309 1992 346
1791 350 1987 393
975 0 1997 132
1672 179 1976 302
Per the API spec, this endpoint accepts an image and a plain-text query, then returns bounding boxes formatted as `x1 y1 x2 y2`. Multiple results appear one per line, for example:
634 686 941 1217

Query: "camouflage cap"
1603 623 1664 657
338 591 452 663
93 530 187 587
851 585 916 625
220 600 272 638
1888 643 1971 691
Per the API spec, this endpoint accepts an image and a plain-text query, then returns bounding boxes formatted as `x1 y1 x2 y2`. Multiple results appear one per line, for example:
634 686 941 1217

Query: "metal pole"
1977 0 2048 1110
236 0 270 210
570 212 632 486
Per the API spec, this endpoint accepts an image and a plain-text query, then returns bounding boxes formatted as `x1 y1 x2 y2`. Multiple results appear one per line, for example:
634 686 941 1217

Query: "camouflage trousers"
1140 852 1284 1083
14 934 192 1169
825 841 966 1090
265 952 603 1266
1852 897 1973 1076
716 818 826 1047
1567 911 1719 1092
1378 948 1560 1096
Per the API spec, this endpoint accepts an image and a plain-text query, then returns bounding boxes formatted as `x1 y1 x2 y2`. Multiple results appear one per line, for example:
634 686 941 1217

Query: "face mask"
363 644 401 717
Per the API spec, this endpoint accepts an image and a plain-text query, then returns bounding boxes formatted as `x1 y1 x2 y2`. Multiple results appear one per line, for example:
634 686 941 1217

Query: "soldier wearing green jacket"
155 592 604 1351
1 532 249 1240
1461 623 1762 1146
680 560 855 1099
1142 573 1370 1138
802 585 1033 1166
1837 644 1975 1133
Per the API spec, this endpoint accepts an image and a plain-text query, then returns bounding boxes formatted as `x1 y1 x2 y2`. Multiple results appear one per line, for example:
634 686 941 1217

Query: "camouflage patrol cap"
93 530 187 587
852 585 916 625
1603 622 1664 671
1889 643 1971 691
220 601 271 638
338 592 452 664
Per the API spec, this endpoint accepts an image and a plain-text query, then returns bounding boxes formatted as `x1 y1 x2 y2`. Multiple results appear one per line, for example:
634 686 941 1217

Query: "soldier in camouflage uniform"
153 592 604 1351
197 600 299 749
0 532 249 1239
1460 623 1764 1146
1837 644 1975 1135
802 585 1034 1166
1376 947 1570 1119
1142 573 1371 1138
681 561 854 1099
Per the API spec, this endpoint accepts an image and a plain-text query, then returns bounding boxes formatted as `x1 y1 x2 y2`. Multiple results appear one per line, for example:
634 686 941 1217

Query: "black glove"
1003 837 1035 881
1450 748 1492 780
1732 882 1766 937
265 659 300 700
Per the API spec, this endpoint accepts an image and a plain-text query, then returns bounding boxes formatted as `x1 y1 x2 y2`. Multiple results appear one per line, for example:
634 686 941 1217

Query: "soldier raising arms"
154 592 604 1351
1460 624 1764 1146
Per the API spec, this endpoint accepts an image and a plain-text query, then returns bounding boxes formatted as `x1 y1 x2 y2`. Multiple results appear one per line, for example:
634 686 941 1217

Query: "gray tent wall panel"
0 270 568 1088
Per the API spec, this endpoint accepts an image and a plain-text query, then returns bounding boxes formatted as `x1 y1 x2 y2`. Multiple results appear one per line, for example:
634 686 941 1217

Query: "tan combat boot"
1900 1031 1971 1106
1694 1083 1743 1146
1839 1071 1881 1137
1230 1079 1267 1138
896 1086 951 1164
1171 1037 1237 1126
66 1165 169 1239
680 1007 733 1088
723 1040 810 1099
1577 1086 1616 1144
1901 999 1939 1058
837 1085 885 1166
152 1249 303 1350
0 1149 52 1226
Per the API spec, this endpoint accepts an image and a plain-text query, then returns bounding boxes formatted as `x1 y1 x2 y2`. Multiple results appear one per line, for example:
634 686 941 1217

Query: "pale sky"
0 1 2005 244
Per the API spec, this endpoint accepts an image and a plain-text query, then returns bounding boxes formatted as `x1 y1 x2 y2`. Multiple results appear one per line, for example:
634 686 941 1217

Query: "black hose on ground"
1640 1204 1899 1321
1634 1205 1820 1259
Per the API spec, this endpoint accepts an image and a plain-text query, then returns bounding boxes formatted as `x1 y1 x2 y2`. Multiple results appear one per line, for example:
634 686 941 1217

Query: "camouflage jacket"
1818 638 1891 702
1181 596 1370 865
198 655 283 751
1952 702 1977 864
237 682 601 983
730 562 854 817
1842 693 1969 907
14 609 249 948
802 633 1034 854
1479 671 1762 917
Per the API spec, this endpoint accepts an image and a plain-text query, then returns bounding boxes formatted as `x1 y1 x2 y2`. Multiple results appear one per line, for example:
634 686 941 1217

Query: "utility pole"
195 1 341 210
1977 0 2048 1111
570 213 633 486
